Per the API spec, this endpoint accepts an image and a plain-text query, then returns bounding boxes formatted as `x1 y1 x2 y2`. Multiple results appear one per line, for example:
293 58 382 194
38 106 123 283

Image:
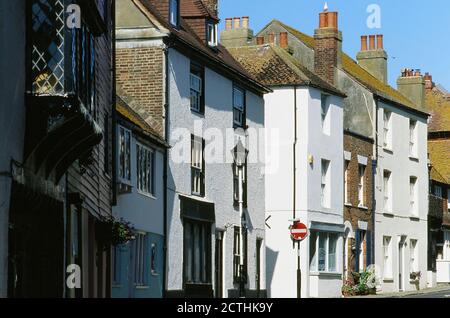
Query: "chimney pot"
242 16 249 29
256 36 265 45
280 32 288 49
369 35 376 50
225 18 232 30
327 12 338 29
233 17 241 29
319 12 328 28
377 34 383 50
361 36 368 51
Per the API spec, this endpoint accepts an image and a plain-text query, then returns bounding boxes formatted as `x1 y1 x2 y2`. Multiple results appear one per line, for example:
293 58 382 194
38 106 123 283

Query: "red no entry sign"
290 222 308 242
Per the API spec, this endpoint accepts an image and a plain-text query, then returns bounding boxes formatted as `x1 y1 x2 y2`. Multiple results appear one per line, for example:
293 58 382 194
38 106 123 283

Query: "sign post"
289 221 308 298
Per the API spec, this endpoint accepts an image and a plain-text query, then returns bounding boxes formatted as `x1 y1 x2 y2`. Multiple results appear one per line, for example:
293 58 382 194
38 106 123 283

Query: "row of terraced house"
0 0 449 298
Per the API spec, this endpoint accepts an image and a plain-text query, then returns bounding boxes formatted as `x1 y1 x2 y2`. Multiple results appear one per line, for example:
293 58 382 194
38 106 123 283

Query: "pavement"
352 285 450 298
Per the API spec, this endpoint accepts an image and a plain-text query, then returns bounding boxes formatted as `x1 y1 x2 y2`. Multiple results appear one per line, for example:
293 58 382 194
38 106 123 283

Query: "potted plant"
96 215 136 251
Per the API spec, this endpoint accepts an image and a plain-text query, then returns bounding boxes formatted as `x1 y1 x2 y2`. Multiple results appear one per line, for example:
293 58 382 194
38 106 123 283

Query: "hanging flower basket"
96 215 136 251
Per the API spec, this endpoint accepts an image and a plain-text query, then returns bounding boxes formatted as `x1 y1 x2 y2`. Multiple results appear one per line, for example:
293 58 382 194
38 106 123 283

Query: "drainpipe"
163 42 170 298
293 86 298 221
372 98 379 266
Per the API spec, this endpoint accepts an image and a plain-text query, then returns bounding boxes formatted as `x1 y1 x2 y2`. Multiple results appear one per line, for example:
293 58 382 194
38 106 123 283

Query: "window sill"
344 203 353 207
409 215 420 221
383 147 394 154
310 272 341 278
137 190 157 200
358 205 369 211
383 278 394 283
151 271 159 277
409 156 419 162
191 109 205 117
383 212 394 218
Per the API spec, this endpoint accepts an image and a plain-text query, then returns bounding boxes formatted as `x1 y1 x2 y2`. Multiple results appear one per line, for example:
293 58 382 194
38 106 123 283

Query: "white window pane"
318 234 326 272
328 234 337 272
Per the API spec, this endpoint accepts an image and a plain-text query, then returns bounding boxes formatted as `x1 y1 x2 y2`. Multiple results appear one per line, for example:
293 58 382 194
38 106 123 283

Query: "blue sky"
219 0 450 90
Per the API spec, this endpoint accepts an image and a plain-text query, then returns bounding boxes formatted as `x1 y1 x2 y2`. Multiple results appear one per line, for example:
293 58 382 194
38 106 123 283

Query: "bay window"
309 231 339 273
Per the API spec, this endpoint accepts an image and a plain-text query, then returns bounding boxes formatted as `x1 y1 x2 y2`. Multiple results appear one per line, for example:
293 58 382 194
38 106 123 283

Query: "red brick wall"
152 0 170 21
314 35 339 84
116 46 165 136
343 132 374 275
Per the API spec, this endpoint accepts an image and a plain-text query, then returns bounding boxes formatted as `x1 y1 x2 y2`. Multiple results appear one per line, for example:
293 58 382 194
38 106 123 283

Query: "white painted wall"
0 0 26 297
265 86 344 298
374 101 428 292
166 48 266 296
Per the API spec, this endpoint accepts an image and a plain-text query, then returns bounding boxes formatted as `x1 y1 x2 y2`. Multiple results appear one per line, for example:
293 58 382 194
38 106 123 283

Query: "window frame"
383 170 392 212
410 176 418 216
133 233 149 287
383 236 393 279
206 21 218 47
321 159 331 208
344 160 350 205
183 219 212 285
118 125 132 185
409 119 418 158
136 142 156 197
190 63 205 114
383 110 392 149
169 0 180 27
233 226 248 284
410 239 418 273
191 135 205 197
358 164 366 207
233 85 246 128
321 94 330 135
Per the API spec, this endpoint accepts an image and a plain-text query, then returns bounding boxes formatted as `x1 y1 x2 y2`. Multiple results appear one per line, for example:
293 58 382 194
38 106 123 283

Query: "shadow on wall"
265 246 279 296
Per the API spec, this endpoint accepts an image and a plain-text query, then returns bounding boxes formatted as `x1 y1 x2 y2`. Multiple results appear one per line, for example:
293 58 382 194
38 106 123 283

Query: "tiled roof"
138 0 270 94
116 96 167 146
429 139 450 184
271 20 421 112
227 44 344 96
181 0 217 20
426 88 450 132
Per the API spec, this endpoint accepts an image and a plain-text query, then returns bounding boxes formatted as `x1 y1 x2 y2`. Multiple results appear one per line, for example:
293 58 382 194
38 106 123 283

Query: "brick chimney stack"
356 34 388 84
397 68 426 110
314 6 342 84
221 16 254 48
424 72 434 90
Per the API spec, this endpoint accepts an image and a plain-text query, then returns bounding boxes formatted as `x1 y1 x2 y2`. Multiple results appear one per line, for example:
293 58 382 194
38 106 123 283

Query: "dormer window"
169 0 179 27
207 22 218 47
